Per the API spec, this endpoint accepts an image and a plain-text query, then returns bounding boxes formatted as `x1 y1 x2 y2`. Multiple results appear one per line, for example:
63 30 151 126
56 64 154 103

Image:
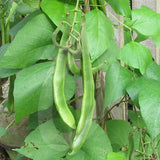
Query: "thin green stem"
106 9 132 31
98 0 106 15
0 18 5 45
6 119 15 130
67 95 83 104
5 21 10 43
90 0 98 9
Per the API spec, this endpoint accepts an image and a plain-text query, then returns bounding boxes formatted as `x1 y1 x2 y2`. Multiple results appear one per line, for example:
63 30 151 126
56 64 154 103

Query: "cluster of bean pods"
52 13 95 155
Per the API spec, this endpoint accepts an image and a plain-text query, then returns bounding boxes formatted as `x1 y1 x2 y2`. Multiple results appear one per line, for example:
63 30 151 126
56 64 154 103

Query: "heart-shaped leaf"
104 62 133 108
139 83 160 140
132 5 160 36
15 119 69 160
118 41 152 74
106 120 133 149
85 9 114 62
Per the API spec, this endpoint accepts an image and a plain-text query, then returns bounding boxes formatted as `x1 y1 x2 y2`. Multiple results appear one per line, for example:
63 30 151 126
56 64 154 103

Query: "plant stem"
90 0 97 9
0 18 5 45
6 119 15 130
67 95 83 104
106 8 132 31
98 0 106 15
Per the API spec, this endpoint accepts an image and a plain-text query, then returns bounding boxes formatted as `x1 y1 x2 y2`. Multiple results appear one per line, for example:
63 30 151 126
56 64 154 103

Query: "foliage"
0 0 160 160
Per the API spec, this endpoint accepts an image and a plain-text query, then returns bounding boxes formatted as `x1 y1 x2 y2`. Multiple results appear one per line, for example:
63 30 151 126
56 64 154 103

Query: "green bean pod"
68 52 81 76
69 23 95 155
53 23 76 129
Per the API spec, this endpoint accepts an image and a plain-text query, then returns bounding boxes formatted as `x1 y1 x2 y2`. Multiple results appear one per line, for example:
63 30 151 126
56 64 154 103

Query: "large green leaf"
118 41 153 74
106 120 133 150
14 62 76 123
106 0 131 18
104 62 133 108
132 6 160 36
0 13 58 69
106 152 127 160
67 123 112 160
14 62 55 123
92 39 119 72
41 0 81 28
15 119 69 160
139 83 160 140
85 9 114 62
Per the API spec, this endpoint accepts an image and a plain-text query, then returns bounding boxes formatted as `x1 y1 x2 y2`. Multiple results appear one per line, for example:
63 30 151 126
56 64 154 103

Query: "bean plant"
0 0 160 160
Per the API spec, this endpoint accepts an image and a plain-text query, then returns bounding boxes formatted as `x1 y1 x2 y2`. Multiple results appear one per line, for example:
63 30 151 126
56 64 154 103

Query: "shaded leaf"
106 120 133 150
15 120 69 160
118 41 152 74
0 13 58 69
139 83 160 140
85 9 114 62
104 62 133 108
106 0 131 18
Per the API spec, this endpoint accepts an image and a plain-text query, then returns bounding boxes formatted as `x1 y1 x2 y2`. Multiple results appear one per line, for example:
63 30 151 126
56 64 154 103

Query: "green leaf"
0 44 20 77
15 119 69 160
16 0 36 15
0 13 58 69
139 83 160 140
23 0 40 9
106 0 131 18
92 39 119 72
41 0 81 28
85 9 114 62
106 120 133 150
152 35 160 48
128 110 146 128
0 68 20 78
104 62 133 108
145 61 160 81
126 78 160 107
132 5 160 36
118 41 153 74
14 62 55 123
9 10 41 36
106 152 127 160
0 126 8 137
67 123 112 160
14 62 76 123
